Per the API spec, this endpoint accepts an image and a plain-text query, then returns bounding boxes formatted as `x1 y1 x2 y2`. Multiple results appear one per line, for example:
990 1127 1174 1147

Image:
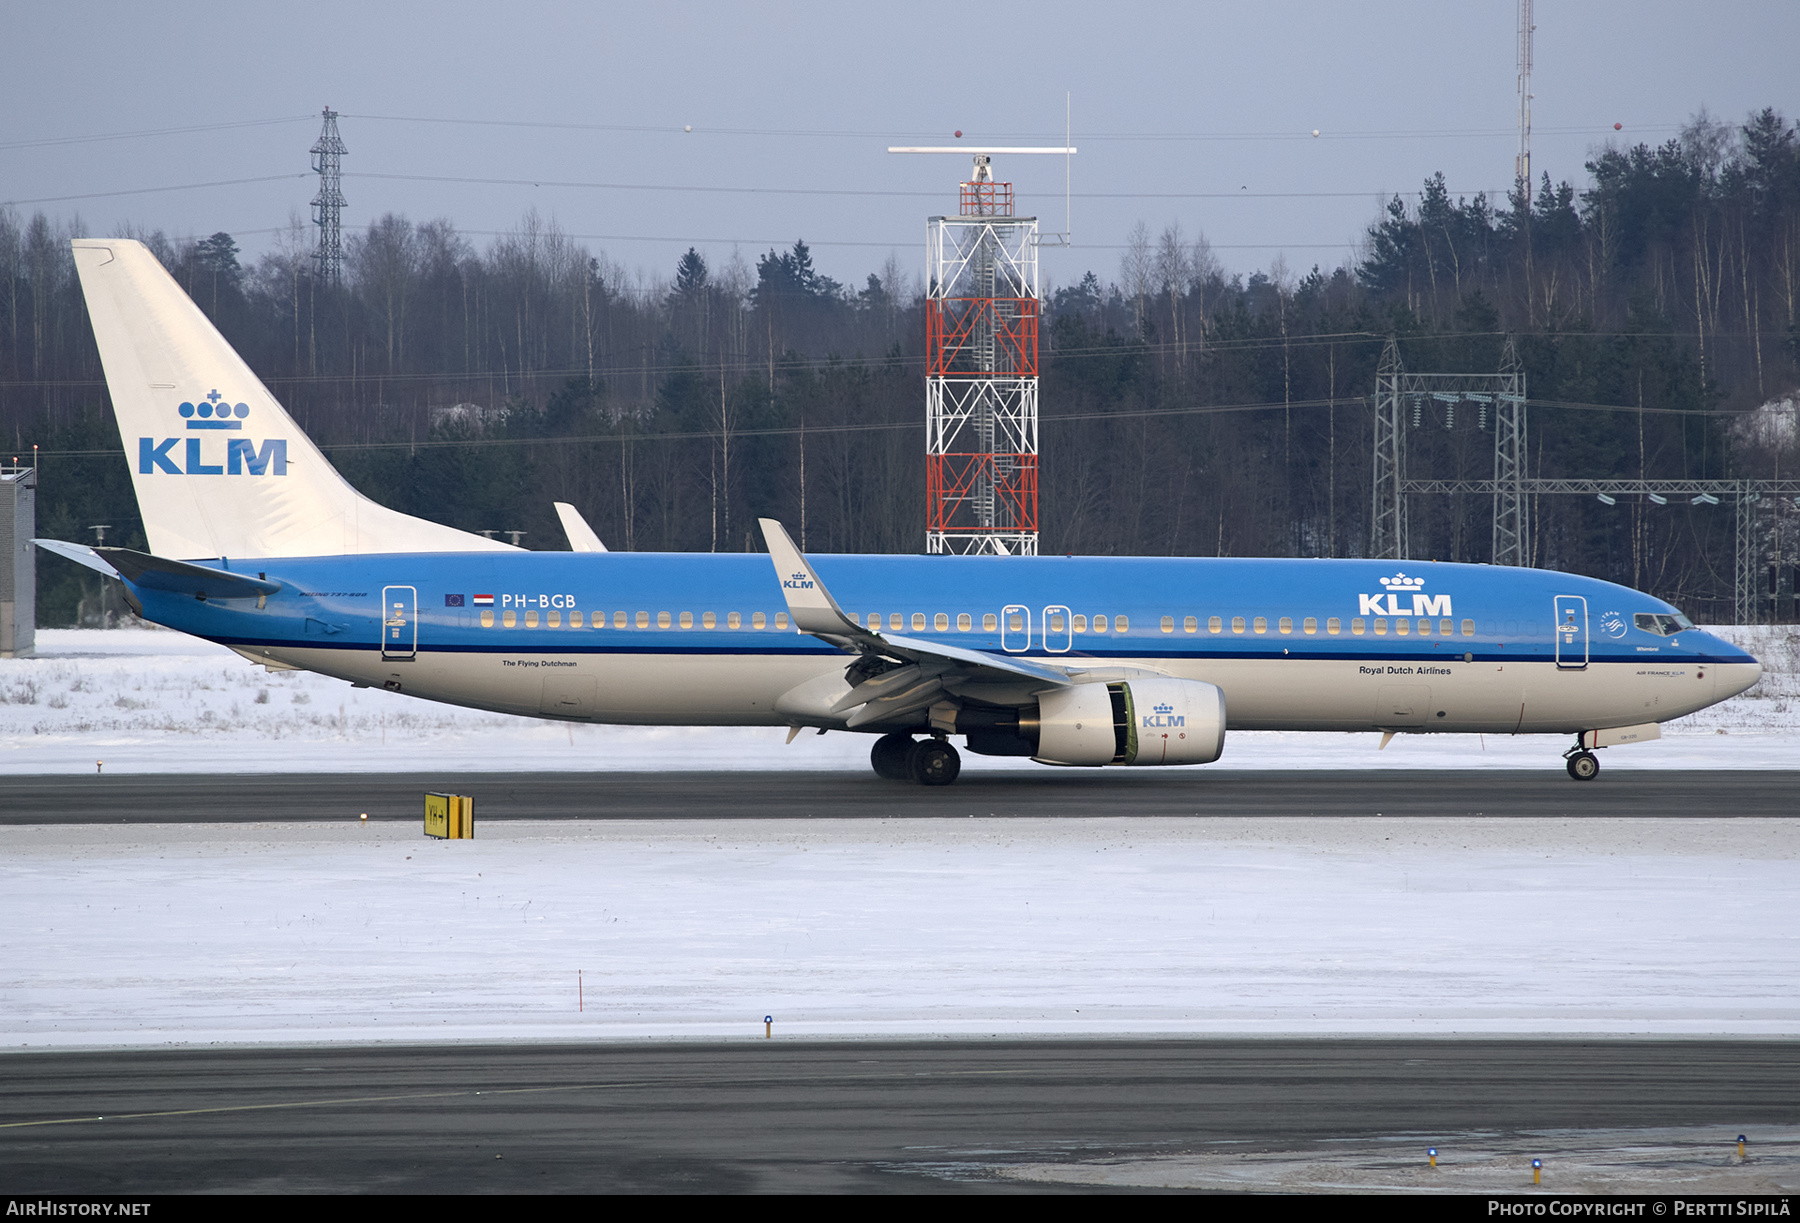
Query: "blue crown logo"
1153 702 1174 714
178 389 249 430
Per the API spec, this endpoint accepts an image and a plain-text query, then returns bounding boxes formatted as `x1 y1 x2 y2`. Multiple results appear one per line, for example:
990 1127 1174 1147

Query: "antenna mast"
1515 0 1534 191
310 108 347 283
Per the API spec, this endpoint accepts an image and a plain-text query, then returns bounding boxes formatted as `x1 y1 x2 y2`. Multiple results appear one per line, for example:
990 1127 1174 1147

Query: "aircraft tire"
1566 750 1600 781
871 733 915 780
908 739 962 786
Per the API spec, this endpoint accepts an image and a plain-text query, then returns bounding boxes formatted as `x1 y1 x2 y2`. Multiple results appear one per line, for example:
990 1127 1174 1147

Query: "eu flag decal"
444 593 465 607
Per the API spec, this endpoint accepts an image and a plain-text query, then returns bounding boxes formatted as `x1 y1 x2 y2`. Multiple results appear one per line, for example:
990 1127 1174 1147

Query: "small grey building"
0 465 35 658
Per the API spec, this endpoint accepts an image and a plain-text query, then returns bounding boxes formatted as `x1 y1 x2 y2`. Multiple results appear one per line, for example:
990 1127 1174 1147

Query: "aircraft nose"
1714 657 1762 700
1700 631 1761 699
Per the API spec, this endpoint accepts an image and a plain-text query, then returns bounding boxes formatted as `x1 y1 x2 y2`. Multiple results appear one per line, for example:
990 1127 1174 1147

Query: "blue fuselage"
136 551 1754 675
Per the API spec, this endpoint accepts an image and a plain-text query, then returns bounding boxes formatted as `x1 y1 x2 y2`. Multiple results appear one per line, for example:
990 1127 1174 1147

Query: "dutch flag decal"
472 594 494 606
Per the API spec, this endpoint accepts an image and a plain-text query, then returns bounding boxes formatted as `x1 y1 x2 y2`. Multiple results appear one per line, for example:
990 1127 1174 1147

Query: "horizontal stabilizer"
94 546 280 600
34 539 122 579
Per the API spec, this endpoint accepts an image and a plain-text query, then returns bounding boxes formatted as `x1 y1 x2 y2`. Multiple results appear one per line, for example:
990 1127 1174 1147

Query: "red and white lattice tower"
923 155 1038 554
891 145 1068 556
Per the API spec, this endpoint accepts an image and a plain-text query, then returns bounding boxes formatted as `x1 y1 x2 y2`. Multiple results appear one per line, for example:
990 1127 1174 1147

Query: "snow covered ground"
993 1125 1800 1193
1 625 1795 774
2 627 1795 1049
4 815 1797 1047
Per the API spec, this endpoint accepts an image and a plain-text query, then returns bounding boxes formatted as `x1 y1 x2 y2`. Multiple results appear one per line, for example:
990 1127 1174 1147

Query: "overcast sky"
6 1 1798 292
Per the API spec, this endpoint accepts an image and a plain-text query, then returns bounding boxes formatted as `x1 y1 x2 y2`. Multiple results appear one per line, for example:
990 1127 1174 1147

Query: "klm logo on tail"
1358 572 1452 618
139 391 286 476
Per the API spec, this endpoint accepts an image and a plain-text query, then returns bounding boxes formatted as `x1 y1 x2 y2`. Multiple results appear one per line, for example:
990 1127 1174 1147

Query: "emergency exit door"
382 585 417 660
1553 595 1588 670
1001 604 1032 653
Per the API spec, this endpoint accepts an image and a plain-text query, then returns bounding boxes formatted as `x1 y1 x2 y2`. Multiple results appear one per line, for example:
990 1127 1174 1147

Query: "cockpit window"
1634 612 1692 636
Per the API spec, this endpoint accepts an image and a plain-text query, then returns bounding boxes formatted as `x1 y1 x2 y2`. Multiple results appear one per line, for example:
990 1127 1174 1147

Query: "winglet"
758 518 860 636
554 502 607 552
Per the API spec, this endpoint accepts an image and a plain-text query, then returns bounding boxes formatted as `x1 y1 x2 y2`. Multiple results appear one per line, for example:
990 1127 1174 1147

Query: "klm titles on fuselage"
139 391 286 475
1358 572 1452 618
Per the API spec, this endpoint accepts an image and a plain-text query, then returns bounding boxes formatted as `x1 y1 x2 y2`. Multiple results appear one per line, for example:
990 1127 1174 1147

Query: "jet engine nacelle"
1033 677 1226 767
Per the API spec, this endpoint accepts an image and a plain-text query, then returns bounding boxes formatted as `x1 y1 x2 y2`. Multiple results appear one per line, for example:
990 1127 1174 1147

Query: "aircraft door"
1554 595 1588 670
1002 604 1032 653
382 585 417 660
1042 605 1072 653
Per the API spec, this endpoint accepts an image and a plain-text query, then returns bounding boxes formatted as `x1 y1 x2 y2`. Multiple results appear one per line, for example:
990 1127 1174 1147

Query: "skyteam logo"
139 391 286 477
1358 572 1452 617
1142 701 1185 729
782 571 815 590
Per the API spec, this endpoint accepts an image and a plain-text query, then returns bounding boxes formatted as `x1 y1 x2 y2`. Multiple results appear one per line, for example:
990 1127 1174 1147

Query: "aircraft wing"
759 518 1072 728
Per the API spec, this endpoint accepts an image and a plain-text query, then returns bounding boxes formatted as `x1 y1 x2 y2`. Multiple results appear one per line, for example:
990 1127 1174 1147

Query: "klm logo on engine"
1142 701 1184 729
1358 572 1452 618
139 391 286 476
782 571 815 590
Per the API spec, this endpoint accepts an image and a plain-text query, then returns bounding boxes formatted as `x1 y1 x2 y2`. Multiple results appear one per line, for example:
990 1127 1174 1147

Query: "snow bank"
4 815 1796 1046
1 626 1794 774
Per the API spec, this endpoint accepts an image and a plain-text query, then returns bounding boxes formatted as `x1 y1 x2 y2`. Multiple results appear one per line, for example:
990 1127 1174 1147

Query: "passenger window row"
478 609 790 630
473 605 1146 635
1183 615 1477 638
472 604 1476 641
852 612 1137 634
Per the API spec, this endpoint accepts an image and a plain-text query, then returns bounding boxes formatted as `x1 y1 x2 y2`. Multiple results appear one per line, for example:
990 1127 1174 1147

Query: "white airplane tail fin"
71 239 514 559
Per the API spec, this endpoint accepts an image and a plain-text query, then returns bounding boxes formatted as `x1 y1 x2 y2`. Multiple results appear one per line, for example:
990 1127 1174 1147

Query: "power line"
348 171 1500 202
22 392 1745 459
7 326 1783 394
199 222 1352 252
0 111 1678 159
1 170 1495 211
342 112 1680 144
0 116 315 152
444 228 1354 252
0 174 308 208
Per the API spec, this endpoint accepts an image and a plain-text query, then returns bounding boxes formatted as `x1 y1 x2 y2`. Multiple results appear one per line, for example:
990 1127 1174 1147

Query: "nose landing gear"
1564 744 1600 781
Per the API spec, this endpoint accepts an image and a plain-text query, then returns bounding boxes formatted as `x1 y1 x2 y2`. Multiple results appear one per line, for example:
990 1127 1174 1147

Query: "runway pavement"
2 1039 1794 1193
0 767 1794 823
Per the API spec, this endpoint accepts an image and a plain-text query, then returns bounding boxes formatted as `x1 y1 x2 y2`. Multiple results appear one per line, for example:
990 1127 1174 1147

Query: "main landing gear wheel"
907 738 962 786
1566 750 1600 781
871 733 914 780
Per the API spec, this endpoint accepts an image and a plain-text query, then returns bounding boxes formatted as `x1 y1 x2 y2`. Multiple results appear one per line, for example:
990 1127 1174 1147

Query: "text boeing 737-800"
36 239 1761 785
